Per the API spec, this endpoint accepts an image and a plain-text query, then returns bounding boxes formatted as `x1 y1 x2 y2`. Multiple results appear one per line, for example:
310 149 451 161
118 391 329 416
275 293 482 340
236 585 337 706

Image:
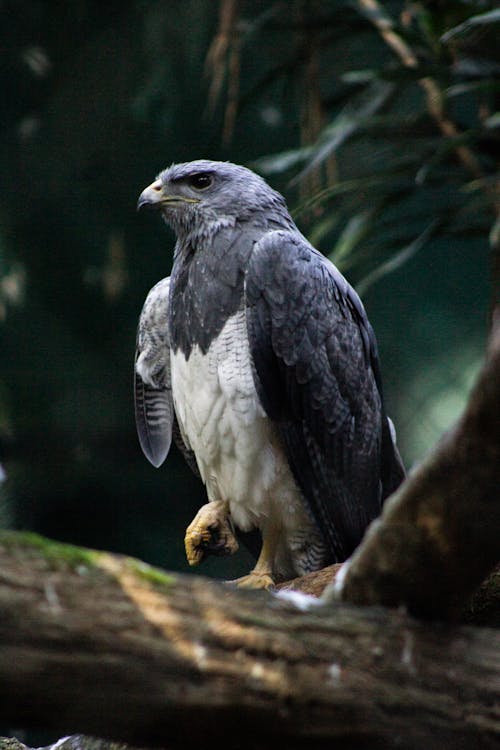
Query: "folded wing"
245 230 404 561
134 277 174 468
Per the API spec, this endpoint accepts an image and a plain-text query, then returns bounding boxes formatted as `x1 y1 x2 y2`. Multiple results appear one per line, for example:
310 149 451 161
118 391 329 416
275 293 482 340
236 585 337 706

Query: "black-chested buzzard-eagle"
135 160 405 588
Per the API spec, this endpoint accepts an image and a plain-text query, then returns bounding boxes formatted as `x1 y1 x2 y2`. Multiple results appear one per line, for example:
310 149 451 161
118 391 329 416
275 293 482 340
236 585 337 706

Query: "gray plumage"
135 159 405 583
135 277 200 477
134 277 172 467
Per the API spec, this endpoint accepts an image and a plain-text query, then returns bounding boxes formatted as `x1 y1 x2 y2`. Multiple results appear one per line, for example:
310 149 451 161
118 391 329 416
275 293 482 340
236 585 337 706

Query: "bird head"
137 159 292 239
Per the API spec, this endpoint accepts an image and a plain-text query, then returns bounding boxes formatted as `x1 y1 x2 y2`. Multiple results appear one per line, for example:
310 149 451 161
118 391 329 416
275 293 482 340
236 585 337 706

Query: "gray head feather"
139 159 294 243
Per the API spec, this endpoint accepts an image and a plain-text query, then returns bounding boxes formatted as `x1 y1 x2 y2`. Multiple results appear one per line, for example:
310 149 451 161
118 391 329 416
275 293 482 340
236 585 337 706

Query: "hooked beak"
137 179 200 211
137 179 165 211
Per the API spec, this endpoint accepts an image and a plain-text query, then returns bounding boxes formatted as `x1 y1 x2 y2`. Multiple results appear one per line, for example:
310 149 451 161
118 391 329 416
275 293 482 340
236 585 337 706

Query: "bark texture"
0 533 499 750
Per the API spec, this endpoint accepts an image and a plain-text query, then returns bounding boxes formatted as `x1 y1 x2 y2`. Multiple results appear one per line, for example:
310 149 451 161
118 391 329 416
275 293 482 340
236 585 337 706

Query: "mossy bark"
0 533 499 750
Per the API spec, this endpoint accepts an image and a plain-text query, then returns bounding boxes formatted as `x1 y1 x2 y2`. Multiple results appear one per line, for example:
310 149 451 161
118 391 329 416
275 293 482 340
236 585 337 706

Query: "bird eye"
188 173 213 190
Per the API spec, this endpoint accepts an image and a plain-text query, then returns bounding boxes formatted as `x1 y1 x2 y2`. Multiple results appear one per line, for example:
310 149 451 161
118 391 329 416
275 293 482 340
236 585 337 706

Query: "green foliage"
251 0 499 296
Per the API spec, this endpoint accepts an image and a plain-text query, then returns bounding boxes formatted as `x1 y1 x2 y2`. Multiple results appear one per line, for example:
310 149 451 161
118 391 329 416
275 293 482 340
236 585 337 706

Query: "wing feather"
134 278 174 467
246 230 404 561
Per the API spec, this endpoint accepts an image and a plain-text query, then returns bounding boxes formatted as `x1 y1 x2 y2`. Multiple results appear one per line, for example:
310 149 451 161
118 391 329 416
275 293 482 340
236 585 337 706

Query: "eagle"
135 159 405 588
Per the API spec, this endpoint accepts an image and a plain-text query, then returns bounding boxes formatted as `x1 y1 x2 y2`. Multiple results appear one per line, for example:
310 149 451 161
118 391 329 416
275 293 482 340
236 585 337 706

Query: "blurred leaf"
294 171 417 218
452 56 500 78
462 173 500 193
329 208 378 271
484 112 500 130
356 221 439 297
307 211 341 248
415 132 477 185
341 69 377 85
253 146 312 176
445 80 500 100
295 79 395 180
441 9 500 42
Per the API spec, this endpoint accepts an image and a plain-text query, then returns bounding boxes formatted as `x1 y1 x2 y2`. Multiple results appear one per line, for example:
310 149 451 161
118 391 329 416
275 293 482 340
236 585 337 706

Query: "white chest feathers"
170 310 304 534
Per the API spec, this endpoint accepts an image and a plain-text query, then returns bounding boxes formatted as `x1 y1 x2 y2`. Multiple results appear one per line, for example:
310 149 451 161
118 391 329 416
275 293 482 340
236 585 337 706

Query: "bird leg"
231 519 279 590
184 500 239 566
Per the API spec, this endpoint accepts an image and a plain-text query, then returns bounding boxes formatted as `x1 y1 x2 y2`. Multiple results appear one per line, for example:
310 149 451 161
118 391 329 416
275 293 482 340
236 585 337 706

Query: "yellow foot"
230 571 276 590
184 500 239 566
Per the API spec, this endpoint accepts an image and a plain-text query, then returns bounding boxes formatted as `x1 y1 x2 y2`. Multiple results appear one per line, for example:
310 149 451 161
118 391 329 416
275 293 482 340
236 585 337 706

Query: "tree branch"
277 564 500 626
0 533 499 750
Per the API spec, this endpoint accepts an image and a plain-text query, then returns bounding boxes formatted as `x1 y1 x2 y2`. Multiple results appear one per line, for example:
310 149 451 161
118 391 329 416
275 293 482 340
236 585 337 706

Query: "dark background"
0 0 497 580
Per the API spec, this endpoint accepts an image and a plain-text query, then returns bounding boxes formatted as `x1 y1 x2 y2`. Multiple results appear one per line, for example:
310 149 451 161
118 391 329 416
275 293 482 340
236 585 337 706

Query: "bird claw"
229 571 276 590
184 500 239 566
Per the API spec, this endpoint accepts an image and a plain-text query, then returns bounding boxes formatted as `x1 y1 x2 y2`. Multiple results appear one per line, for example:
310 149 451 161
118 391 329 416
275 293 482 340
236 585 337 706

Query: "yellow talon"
227 516 280 589
184 500 239 566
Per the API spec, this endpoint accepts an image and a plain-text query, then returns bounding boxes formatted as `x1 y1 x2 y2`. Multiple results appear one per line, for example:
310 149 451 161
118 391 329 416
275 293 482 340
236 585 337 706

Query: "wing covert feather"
245 230 392 561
